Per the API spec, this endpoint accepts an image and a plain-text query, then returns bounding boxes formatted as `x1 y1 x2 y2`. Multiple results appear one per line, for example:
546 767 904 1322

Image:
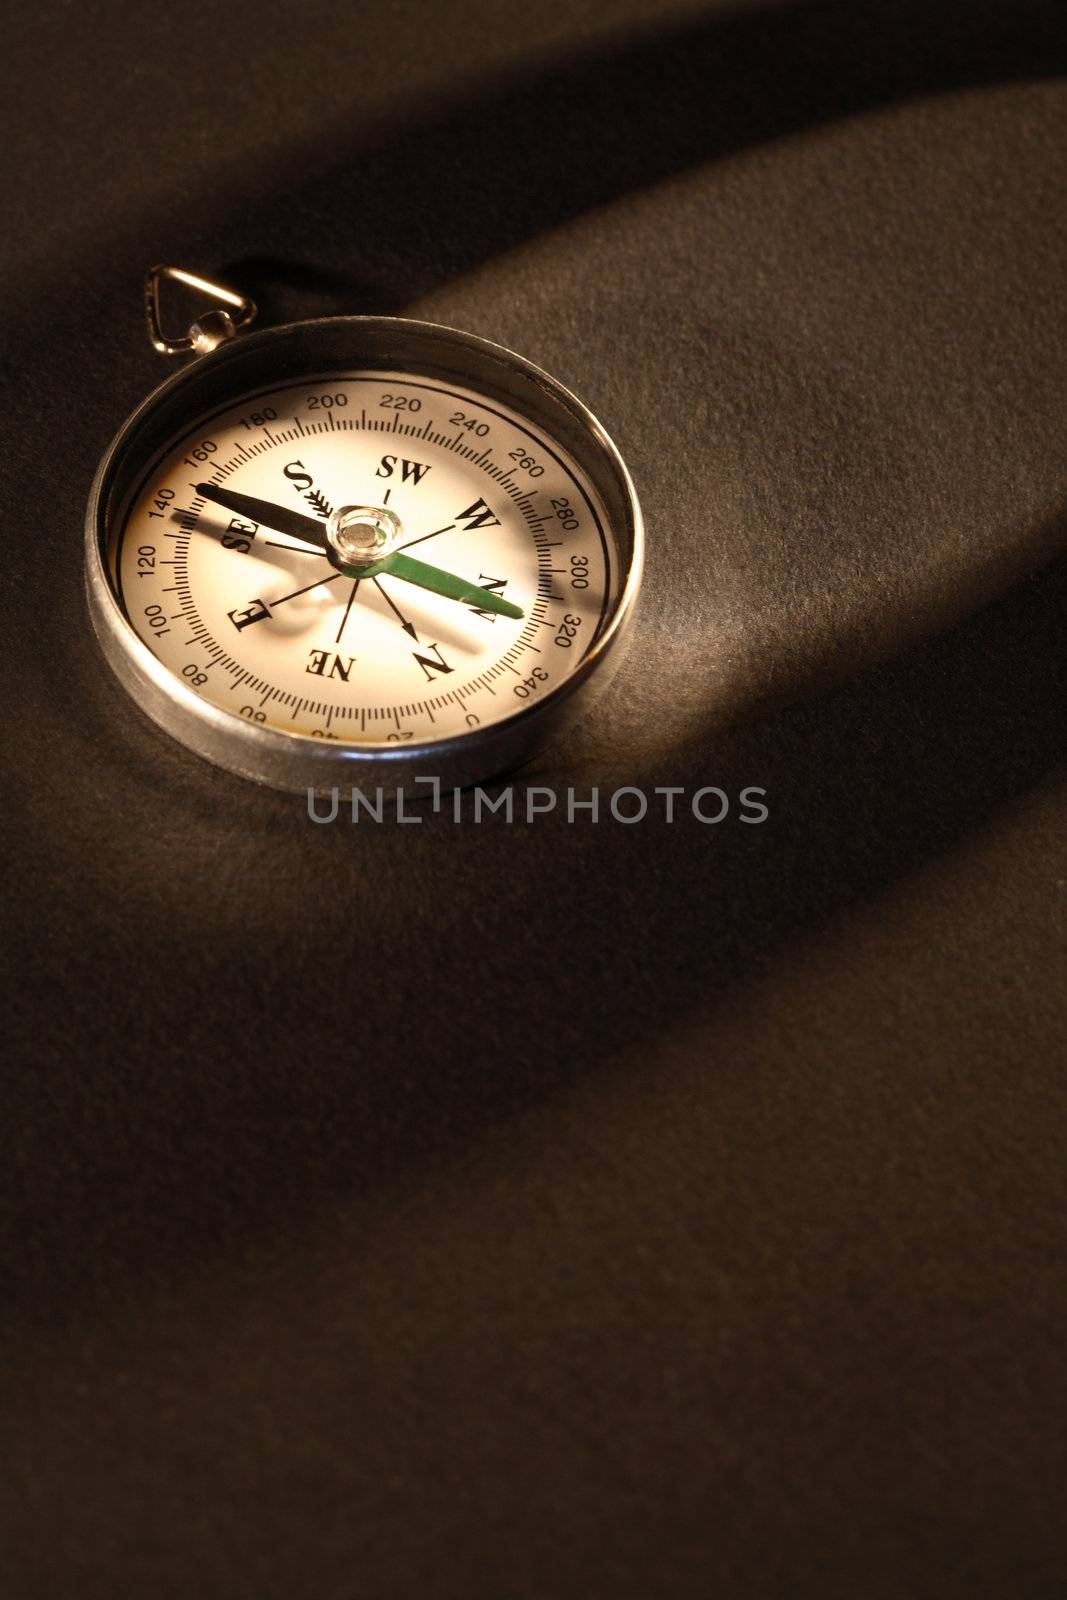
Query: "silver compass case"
86 315 643 793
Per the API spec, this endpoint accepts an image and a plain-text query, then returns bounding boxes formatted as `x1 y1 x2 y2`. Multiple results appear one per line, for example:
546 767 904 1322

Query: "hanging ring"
144 265 257 357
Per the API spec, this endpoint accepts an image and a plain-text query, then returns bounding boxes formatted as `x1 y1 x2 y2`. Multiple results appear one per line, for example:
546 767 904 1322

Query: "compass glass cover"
111 369 616 746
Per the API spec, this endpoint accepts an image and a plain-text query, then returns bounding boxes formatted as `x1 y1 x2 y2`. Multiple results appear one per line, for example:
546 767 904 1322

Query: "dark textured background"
3 2 1066 1595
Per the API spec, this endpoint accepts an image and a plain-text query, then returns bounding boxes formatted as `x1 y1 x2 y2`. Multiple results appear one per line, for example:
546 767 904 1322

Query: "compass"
86 267 643 792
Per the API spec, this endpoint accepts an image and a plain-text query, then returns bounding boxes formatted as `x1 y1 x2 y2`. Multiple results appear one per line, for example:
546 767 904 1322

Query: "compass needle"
378 553 524 619
195 482 328 551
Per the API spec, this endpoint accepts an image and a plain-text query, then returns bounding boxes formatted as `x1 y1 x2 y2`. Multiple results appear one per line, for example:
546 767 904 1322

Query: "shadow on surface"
8 532 1064 1330
217 0 1067 319
5 0 1067 1329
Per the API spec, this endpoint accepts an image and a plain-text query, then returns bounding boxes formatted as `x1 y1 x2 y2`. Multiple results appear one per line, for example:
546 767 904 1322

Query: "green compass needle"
375 551 524 618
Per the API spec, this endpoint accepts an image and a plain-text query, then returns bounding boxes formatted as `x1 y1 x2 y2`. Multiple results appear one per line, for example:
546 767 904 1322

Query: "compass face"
113 372 613 746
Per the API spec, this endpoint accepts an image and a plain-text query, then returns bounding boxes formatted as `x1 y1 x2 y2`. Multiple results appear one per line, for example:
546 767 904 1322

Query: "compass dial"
114 373 612 745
